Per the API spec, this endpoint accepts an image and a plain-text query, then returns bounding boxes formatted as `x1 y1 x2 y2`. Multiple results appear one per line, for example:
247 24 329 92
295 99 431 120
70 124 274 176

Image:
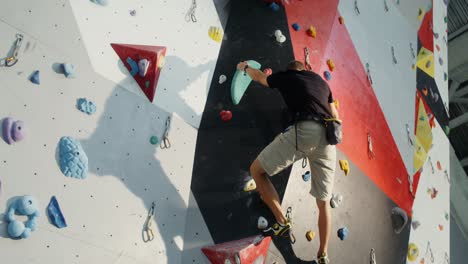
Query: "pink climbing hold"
263 68 272 76
220 110 233 122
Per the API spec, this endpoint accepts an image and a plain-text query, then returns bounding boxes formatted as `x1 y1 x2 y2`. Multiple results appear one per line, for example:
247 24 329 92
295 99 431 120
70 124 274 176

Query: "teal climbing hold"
126 57 138 76
231 60 261 105
150 136 159 145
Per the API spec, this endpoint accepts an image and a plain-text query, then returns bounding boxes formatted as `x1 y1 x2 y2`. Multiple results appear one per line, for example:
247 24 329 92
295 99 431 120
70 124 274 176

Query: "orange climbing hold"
437 161 442 170
327 59 335 71
338 16 344 25
307 26 317 38
422 87 428 96
438 224 444 231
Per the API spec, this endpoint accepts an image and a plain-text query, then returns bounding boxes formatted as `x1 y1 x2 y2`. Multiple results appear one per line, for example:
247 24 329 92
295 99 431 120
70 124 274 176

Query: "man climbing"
237 60 339 264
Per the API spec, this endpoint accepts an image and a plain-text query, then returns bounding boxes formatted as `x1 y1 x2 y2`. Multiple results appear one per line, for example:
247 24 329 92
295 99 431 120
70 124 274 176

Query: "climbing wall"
0 0 450 264
0 0 220 263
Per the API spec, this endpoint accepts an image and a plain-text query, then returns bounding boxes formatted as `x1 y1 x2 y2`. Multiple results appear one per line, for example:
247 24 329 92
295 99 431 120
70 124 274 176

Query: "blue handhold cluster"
76 98 97 115
5 195 40 239
59 136 89 179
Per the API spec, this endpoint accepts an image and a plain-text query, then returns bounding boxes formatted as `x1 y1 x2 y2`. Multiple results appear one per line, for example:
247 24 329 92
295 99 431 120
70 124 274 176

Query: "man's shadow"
80 55 214 262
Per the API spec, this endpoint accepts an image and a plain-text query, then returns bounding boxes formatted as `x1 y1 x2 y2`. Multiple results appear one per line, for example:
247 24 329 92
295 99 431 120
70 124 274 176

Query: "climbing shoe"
317 253 330 264
263 221 292 237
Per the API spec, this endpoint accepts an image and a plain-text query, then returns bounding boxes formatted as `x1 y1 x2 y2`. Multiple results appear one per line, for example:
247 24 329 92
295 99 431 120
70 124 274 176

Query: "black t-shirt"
267 70 334 119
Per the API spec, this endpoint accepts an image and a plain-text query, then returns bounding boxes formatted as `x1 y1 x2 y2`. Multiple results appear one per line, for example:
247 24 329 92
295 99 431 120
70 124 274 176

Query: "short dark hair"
287 60 305 71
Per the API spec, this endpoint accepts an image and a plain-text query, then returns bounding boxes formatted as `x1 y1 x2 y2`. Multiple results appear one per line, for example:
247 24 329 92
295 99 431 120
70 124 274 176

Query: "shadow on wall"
116 55 215 128
79 55 212 262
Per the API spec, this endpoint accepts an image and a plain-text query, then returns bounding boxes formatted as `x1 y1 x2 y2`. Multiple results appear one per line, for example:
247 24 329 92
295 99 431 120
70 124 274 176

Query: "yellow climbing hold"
307 26 317 38
416 47 434 78
208 26 224 43
334 99 339 110
305 230 316 241
243 179 257 192
418 8 425 20
339 160 350 176
327 59 335 72
407 243 419 261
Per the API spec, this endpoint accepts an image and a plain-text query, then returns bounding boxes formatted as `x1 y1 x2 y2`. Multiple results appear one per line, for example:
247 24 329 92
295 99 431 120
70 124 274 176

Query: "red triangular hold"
111 43 166 102
202 235 271 264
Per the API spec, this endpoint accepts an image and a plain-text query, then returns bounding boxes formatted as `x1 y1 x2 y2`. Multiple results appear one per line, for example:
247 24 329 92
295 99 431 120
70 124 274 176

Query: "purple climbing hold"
2 118 25 145
434 32 439 39
324 71 332 81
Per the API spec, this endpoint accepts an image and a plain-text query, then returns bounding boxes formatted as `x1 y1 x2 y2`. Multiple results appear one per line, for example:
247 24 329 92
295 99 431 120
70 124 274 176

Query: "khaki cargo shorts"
257 121 336 201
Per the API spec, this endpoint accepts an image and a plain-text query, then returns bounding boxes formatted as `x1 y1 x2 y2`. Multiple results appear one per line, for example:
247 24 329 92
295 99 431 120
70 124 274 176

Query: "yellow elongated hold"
417 8 424 20
243 179 257 192
305 230 316 241
307 26 317 38
334 99 339 110
339 160 350 176
407 243 419 261
327 59 335 71
208 26 224 43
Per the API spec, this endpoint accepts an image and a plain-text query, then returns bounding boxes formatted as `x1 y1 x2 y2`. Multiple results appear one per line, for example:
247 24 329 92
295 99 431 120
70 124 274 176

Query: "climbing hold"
338 16 344 25
257 216 268 230
145 80 150 88
437 161 442 171
58 136 89 179
337 227 348 240
427 187 438 199
436 44 440 51
126 57 138 76
76 98 97 115
220 110 233 122
269 2 280 11
391 207 408 234
422 87 428 96
5 195 40 239
263 68 272 76
323 71 331 81
434 32 439 39
47 196 67 228
274 30 286 43
330 193 343 208
407 243 419 261
444 16 448 23
307 26 317 38
339 160 349 176
150 136 159 145
208 26 224 43
426 1 432 12
438 224 444 231
444 72 448 81
129 9 136 16
411 220 421 230
90 0 108 6
334 99 339 109
305 230 315 241
425 60 431 69
243 179 257 192
138 59 150 77
445 212 449 221
231 60 262 105
30 70 40 84
418 9 424 20
2 118 25 144
292 23 300 31
383 0 389 12
302 171 311 182
439 57 443 65
62 63 75 78
326 59 335 71
219 74 227 84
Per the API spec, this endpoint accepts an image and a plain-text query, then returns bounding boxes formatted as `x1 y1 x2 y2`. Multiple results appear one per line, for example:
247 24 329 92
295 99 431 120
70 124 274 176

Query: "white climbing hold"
243 179 256 192
274 30 283 38
257 216 268 230
330 193 343 208
219 74 227 84
138 59 150 77
274 30 286 43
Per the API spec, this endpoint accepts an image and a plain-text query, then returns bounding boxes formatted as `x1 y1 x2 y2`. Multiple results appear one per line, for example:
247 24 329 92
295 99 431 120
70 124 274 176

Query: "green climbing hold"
231 60 262 105
150 136 159 145
444 126 450 136
445 212 449 221
145 80 150 88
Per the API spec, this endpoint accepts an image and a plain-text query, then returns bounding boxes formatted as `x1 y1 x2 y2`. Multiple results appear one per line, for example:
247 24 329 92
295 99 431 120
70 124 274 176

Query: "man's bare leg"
316 199 331 257
250 159 287 224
